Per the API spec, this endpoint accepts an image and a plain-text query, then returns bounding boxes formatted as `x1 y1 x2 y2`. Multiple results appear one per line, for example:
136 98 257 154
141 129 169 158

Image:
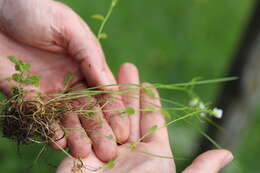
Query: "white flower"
199 112 206 117
212 108 223 119
198 103 206 110
189 99 208 117
198 103 206 117
189 98 199 107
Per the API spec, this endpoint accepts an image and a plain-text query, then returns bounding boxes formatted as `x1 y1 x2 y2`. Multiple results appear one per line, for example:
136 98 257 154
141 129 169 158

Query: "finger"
182 149 233 173
140 83 168 144
1 0 117 88
68 21 130 142
51 4 131 142
49 122 67 150
79 105 117 162
63 8 116 89
101 94 130 143
117 63 140 142
64 16 130 143
61 113 91 158
69 86 117 161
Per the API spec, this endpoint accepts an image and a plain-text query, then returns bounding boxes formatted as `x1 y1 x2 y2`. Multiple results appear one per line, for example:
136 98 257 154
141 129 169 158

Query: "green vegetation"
0 0 257 172
1 55 234 172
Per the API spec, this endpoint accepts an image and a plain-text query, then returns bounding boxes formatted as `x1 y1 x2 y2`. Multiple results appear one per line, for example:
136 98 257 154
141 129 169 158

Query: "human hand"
0 0 129 161
57 63 233 173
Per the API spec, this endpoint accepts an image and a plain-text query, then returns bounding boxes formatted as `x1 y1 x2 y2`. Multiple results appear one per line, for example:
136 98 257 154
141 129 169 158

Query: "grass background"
0 0 259 172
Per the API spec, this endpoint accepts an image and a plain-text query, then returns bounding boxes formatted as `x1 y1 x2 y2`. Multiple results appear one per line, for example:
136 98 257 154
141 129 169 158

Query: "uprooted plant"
0 0 238 172
0 55 236 172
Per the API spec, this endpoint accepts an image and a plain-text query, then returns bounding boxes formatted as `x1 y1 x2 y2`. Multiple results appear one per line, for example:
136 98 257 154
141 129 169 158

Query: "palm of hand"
0 31 83 93
0 0 84 94
0 23 90 151
57 67 176 173
0 0 110 88
0 0 118 159
58 142 175 173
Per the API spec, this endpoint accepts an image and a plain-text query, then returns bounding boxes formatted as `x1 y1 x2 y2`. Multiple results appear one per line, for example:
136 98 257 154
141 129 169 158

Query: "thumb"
182 149 233 173
63 7 116 88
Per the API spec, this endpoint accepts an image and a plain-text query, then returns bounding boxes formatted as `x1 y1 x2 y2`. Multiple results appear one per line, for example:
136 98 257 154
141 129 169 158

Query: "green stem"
97 0 118 40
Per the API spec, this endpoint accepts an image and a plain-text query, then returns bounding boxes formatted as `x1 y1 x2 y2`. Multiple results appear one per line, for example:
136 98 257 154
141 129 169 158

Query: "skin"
57 63 233 173
0 1 233 171
0 0 130 161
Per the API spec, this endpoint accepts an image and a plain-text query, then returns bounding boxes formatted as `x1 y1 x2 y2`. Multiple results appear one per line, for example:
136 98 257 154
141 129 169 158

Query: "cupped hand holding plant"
0 1 234 172
0 0 129 161
57 63 233 173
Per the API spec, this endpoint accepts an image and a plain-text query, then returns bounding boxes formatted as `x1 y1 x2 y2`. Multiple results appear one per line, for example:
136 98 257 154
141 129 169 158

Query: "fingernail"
222 152 233 166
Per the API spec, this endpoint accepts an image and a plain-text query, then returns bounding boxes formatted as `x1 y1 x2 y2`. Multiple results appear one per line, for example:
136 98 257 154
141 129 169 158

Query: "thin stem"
97 0 118 40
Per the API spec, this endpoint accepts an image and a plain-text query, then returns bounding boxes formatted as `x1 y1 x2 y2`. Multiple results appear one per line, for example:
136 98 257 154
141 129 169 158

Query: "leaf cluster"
5 56 40 87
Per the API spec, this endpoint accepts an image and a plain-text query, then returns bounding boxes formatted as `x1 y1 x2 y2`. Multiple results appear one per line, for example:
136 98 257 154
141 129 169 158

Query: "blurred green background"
0 0 259 172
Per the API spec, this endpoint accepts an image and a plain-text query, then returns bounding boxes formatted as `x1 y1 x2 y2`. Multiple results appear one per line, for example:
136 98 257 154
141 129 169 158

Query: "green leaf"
98 33 108 39
161 109 171 119
121 107 135 116
144 88 155 98
15 64 22 72
15 62 30 72
21 62 30 72
24 75 40 87
11 86 21 95
128 143 137 150
8 56 19 64
126 107 135 115
106 134 114 141
64 73 74 85
91 14 105 21
0 92 6 114
105 160 116 168
8 56 30 72
5 77 12 81
12 73 23 83
112 0 118 7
